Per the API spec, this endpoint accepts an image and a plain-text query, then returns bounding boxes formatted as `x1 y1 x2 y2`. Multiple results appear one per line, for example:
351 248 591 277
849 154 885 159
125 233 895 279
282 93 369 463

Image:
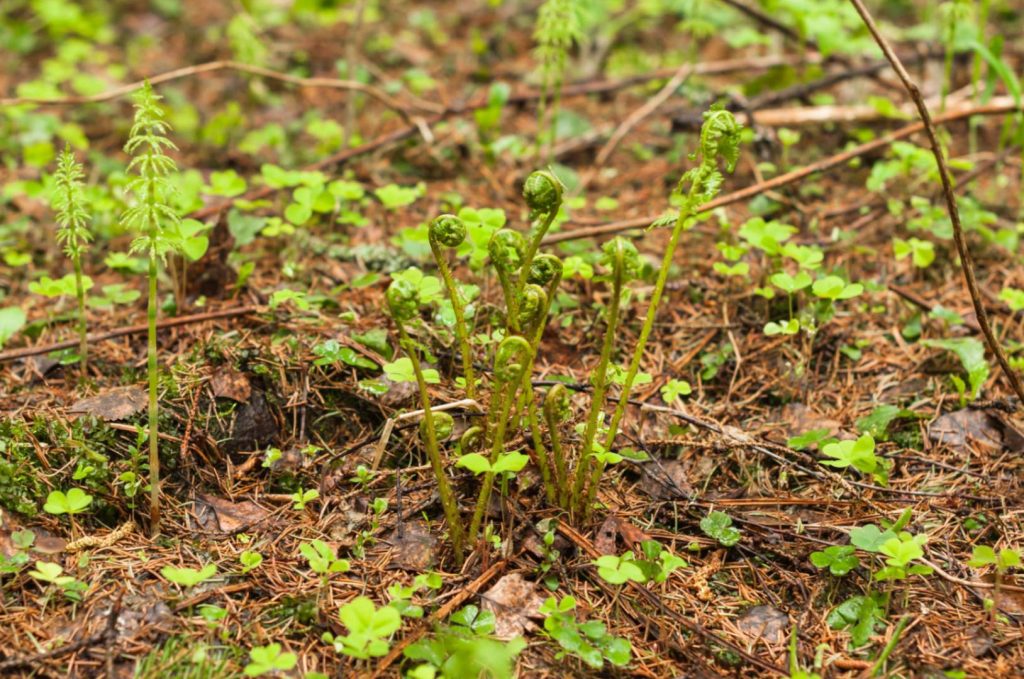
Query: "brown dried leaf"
480 573 545 640
388 521 437 571
68 386 147 421
928 409 1024 455
195 494 269 533
639 458 695 500
594 516 619 555
209 367 252 403
735 605 789 645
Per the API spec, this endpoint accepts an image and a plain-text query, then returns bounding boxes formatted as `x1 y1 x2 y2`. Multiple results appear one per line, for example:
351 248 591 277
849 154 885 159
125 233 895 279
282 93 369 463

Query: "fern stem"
572 268 623 514
395 322 464 564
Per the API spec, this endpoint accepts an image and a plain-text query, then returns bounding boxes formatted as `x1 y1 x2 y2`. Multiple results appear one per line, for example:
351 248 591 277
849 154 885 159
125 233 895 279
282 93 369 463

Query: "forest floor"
1 1 1023 677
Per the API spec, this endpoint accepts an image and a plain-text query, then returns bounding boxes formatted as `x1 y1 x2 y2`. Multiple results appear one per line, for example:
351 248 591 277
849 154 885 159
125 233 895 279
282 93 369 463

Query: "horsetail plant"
121 80 185 535
386 278 465 564
533 0 582 160
52 144 92 376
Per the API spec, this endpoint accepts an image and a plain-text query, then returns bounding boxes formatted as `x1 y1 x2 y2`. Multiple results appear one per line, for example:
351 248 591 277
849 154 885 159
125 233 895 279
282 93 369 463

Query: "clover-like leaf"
43 488 93 515
700 511 741 546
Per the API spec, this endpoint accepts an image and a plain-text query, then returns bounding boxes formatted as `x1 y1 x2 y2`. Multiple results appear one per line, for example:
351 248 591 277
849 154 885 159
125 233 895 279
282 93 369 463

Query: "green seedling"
291 487 319 510
161 564 217 589
810 545 860 576
300 539 350 588
405 604 525 679
922 337 990 403
43 488 93 515
387 572 442 619
539 596 631 670
700 510 742 547
121 80 184 536
51 144 92 375
820 434 889 486
324 596 402 660
244 643 297 677
239 550 263 574
29 561 87 602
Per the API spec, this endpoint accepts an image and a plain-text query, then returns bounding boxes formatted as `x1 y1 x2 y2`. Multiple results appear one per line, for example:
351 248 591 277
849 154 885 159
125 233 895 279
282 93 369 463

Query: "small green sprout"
244 643 297 677
810 545 860 576
52 144 92 375
700 510 742 547
291 488 320 510
161 564 217 589
325 596 402 659
820 434 889 485
43 488 93 515
121 80 183 536
239 550 263 574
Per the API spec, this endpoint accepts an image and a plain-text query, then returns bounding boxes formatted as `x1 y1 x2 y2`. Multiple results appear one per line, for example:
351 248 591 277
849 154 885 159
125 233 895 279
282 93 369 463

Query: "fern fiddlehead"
429 214 477 400
387 278 465 563
595 108 742 511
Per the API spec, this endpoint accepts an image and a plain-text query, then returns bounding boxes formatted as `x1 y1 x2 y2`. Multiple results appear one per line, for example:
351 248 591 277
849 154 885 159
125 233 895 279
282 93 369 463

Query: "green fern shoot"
121 80 183 535
53 144 93 376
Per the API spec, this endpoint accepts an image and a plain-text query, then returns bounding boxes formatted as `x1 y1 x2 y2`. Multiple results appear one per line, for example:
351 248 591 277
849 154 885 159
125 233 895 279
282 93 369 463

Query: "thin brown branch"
0 306 257 364
848 0 1024 406
543 97 1022 246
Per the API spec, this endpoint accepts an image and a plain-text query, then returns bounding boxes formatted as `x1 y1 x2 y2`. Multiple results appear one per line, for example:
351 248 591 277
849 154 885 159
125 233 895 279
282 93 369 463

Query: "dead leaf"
195 494 269 533
594 516 618 554
68 386 146 421
640 458 695 500
779 403 841 439
594 515 652 554
735 605 789 645
209 367 252 403
388 521 437 571
480 573 545 640
32 535 68 555
929 409 1024 455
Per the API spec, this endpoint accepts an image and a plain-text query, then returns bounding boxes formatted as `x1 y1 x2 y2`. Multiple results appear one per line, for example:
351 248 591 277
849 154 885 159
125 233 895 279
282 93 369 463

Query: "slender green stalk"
522 255 563 504
121 81 182 536
53 145 92 378
489 229 526 333
869 615 910 677
600 109 741 460
429 215 477 400
146 254 159 531
467 336 530 544
398 324 464 563
543 385 570 507
572 238 638 515
387 278 464 563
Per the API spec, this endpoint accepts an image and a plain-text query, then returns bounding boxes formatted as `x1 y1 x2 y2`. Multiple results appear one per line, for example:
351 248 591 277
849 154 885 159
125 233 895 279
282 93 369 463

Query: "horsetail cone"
429 214 467 248
523 170 564 214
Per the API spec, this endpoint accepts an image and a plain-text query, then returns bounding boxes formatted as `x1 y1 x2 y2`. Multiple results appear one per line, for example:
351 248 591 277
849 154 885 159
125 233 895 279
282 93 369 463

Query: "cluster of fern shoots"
388 107 743 564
